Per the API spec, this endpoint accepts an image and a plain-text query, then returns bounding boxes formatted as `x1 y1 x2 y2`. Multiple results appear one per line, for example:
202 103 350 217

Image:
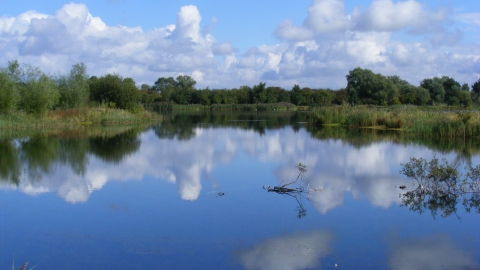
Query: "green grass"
309 105 480 138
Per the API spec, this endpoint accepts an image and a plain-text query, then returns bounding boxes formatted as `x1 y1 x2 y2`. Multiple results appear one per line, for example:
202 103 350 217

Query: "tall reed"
309 105 480 138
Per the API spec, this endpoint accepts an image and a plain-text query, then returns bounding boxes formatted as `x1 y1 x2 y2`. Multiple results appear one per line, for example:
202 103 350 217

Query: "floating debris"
207 191 226 197
263 163 323 218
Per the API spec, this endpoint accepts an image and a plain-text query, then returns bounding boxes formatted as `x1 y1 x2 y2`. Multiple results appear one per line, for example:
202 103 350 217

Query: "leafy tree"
442 76 461 102
471 78 480 102
421 78 445 103
266 86 280 103
197 88 211 105
0 70 18 113
140 83 151 91
89 74 141 110
236 86 252 104
58 62 89 108
290 84 305 105
12 63 60 117
153 77 176 102
312 89 333 105
332 88 348 105
346 67 398 105
278 88 291 103
172 75 196 104
415 87 430 105
252 82 267 103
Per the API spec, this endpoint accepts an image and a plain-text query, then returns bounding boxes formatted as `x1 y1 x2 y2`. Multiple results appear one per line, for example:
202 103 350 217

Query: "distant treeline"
1 60 479 117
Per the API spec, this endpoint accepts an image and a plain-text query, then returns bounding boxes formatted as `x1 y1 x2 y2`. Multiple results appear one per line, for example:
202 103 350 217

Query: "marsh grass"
309 105 480 138
0 107 161 130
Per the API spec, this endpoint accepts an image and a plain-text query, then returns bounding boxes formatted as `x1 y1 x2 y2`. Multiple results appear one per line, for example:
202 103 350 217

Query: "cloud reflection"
238 230 334 270
2 126 443 209
388 234 479 270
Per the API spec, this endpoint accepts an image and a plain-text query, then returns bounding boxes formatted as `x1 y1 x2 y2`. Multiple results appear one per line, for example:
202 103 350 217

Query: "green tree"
172 75 196 104
291 84 305 105
237 86 252 104
14 63 60 117
197 88 212 105
89 74 141 110
0 70 18 113
346 67 398 105
421 77 445 103
252 82 267 103
313 89 333 105
472 78 480 102
153 77 176 102
58 62 89 108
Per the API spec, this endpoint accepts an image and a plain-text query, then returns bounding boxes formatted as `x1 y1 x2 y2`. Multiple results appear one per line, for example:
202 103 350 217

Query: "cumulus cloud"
274 20 314 41
305 0 350 33
0 1 478 97
351 0 448 33
212 42 236 55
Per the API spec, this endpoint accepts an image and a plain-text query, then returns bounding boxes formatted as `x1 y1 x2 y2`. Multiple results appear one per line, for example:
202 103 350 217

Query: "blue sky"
0 0 479 89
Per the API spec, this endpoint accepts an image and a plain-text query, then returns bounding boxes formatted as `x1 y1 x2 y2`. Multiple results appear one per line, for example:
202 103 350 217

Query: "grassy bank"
0 107 162 130
309 105 480 138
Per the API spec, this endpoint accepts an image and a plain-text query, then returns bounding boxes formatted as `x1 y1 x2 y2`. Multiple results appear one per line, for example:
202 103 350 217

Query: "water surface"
1 112 479 269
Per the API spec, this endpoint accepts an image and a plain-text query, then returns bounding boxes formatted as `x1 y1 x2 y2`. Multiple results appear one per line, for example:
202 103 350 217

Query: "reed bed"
0 107 161 130
309 105 480 138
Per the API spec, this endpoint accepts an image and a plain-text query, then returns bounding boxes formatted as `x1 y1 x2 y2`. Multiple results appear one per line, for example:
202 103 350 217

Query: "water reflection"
239 231 334 270
388 234 479 270
1 112 480 269
0 126 145 202
399 156 480 218
1 112 479 216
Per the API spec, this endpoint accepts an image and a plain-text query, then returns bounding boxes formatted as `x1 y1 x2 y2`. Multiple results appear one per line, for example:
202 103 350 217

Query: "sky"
0 0 479 89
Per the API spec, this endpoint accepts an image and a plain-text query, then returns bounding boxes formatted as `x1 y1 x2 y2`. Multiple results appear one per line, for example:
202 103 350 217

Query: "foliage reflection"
399 156 480 218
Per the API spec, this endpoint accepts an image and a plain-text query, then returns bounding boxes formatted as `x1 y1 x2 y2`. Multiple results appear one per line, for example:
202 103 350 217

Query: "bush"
18 74 60 117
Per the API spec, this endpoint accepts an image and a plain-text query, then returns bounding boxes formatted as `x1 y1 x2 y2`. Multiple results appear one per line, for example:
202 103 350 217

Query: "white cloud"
0 1 478 92
351 0 448 33
305 0 350 33
212 42 236 55
274 20 314 41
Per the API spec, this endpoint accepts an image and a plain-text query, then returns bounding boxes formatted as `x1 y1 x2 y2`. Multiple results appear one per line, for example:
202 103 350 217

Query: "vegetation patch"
309 105 480 138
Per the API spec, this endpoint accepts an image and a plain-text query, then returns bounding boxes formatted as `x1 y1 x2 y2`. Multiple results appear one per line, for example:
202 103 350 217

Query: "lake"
1 111 479 269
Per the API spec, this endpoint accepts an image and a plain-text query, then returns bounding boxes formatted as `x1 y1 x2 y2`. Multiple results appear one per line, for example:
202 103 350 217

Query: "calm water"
1 112 479 269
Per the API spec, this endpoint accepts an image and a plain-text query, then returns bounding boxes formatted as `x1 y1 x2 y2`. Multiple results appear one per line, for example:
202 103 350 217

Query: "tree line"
140 67 480 108
1 60 480 118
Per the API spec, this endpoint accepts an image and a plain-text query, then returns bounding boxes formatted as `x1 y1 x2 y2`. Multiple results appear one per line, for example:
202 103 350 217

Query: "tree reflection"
89 129 141 164
0 127 143 185
20 134 60 182
0 140 20 185
399 156 480 218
